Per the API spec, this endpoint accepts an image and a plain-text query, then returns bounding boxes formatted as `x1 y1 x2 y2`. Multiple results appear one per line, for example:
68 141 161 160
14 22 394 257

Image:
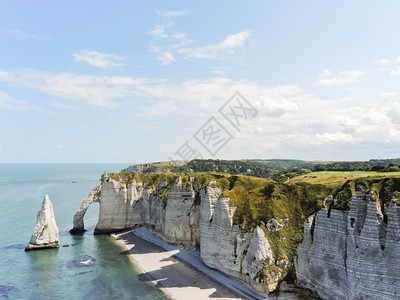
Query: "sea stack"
25 194 59 251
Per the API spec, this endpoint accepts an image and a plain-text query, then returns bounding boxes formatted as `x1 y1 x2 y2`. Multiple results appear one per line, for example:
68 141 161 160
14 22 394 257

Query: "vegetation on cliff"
287 171 400 187
110 164 400 285
333 176 400 210
223 176 331 280
110 169 332 281
109 171 230 202
147 158 400 181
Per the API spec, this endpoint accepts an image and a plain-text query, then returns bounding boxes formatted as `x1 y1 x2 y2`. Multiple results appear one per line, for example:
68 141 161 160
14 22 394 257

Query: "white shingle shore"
114 227 275 300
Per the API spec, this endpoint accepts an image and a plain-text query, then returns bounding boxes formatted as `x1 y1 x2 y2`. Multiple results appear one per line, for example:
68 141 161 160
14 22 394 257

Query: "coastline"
113 227 269 300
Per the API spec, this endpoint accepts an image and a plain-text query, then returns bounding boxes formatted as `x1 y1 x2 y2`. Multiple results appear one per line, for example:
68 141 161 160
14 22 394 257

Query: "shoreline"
113 227 269 300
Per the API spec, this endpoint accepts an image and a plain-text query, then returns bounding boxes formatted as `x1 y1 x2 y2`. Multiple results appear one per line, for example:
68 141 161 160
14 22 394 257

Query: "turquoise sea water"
0 164 167 300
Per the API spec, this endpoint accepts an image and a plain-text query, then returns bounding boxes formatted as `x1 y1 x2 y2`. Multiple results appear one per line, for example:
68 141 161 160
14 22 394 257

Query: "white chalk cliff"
71 174 278 293
295 190 400 300
26 194 59 251
72 172 400 299
199 183 274 293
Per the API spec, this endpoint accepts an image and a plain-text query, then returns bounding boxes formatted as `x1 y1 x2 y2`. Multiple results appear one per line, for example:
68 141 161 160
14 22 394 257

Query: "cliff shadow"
116 231 244 299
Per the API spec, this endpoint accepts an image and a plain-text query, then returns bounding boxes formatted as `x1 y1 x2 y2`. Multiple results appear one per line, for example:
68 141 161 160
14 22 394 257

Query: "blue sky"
1 1 400 163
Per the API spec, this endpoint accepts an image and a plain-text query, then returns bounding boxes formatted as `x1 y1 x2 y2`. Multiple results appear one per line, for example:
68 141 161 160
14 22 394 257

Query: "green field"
288 171 400 187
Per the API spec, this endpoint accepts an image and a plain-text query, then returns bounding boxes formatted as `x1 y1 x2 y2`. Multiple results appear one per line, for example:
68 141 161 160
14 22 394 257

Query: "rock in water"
25 195 59 251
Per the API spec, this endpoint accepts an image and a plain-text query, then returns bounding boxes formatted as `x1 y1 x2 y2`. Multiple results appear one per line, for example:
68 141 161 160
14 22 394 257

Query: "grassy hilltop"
111 159 400 284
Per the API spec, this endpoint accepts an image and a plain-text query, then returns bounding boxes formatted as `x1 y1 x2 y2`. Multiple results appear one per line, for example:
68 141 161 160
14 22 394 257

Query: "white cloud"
179 31 252 59
339 95 362 102
9 29 36 41
155 9 188 18
390 68 400 78
376 58 390 66
0 68 146 108
314 132 361 144
171 32 187 40
1 66 400 160
158 51 175 65
0 68 297 115
51 102 81 110
0 91 26 110
0 68 399 151
57 145 64 149
134 79 306 117
0 28 44 41
133 123 160 130
256 96 300 117
380 92 398 102
253 126 263 136
149 24 170 39
149 47 176 65
318 69 364 86
210 67 229 77
380 57 400 76
148 18 249 64
147 21 193 65
386 102 400 124
73 50 124 69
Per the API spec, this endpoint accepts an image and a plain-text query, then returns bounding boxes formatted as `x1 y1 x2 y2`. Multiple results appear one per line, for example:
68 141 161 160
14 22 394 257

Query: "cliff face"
296 190 400 300
199 184 274 293
90 174 200 247
26 195 59 251
70 170 400 299
73 171 400 298
72 174 277 293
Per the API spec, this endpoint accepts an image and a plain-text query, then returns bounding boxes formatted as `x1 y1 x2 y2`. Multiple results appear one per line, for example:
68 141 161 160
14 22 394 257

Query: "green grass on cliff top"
109 170 332 281
287 171 400 186
109 170 400 284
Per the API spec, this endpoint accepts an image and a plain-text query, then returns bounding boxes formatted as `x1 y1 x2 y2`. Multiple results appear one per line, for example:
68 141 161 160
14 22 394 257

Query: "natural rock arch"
69 185 101 234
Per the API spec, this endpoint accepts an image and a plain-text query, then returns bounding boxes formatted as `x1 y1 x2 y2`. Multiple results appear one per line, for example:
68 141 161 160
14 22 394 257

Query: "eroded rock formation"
26 195 59 251
296 191 400 300
72 171 400 299
70 185 101 233
72 174 277 293
199 183 274 293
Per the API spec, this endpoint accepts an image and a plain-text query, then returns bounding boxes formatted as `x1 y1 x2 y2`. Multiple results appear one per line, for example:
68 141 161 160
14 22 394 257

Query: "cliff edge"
296 179 400 300
70 172 315 294
70 169 400 299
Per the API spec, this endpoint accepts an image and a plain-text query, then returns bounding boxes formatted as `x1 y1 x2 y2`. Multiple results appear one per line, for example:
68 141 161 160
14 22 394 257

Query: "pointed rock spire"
25 194 59 251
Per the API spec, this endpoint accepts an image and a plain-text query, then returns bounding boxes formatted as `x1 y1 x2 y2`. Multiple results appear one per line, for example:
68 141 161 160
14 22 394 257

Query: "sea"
0 163 167 300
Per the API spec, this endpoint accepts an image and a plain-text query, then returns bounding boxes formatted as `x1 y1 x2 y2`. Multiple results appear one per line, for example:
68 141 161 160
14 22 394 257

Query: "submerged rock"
25 195 59 251
0 284 17 298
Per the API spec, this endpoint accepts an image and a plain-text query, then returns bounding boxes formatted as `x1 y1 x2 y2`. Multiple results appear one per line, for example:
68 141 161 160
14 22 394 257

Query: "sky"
1 1 400 163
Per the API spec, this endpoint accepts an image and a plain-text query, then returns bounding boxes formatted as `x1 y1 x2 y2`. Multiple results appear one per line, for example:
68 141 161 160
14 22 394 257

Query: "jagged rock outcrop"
296 191 400 300
199 182 274 293
162 177 199 247
92 172 163 234
122 164 163 173
72 175 275 294
26 195 59 251
73 171 400 298
76 173 199 242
